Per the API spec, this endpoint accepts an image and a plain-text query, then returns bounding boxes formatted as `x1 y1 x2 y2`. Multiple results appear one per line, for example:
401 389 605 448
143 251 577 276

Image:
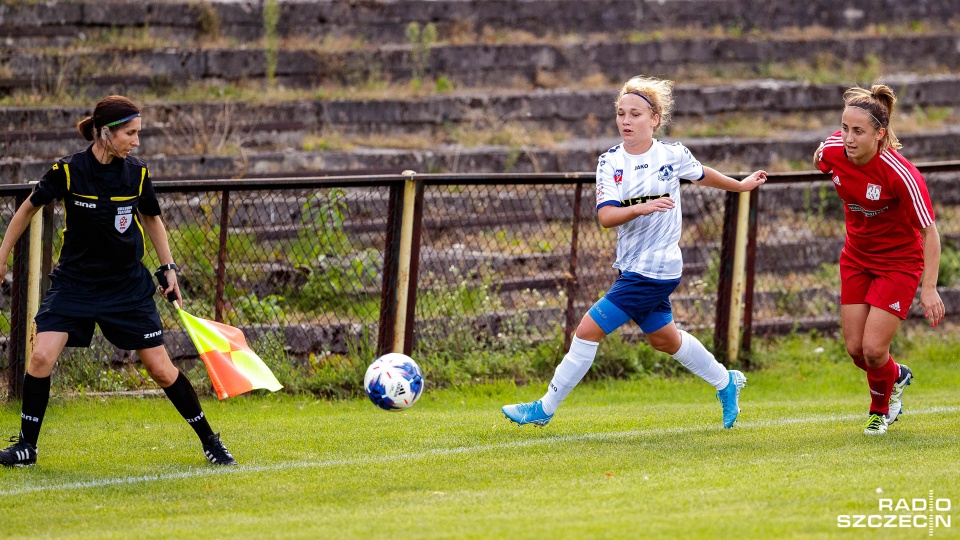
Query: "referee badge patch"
115 206 133 233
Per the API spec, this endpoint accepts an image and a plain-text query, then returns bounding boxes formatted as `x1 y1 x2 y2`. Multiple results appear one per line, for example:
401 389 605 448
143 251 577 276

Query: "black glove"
154 268 179 303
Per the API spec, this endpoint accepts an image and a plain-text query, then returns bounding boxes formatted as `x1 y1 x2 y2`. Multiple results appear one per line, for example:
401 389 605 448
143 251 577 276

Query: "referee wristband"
158 263 179 272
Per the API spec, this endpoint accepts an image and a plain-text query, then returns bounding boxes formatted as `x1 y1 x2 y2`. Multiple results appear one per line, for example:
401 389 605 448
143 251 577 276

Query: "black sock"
162 372 215 441
20 374 51 446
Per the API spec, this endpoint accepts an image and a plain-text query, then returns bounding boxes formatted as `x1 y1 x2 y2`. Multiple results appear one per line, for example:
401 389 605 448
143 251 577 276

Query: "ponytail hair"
843 84 901 151
76 95 140 142
76 117 96 141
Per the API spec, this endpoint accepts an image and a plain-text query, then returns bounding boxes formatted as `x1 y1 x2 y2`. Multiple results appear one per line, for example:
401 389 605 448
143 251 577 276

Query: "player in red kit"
815 84 945 435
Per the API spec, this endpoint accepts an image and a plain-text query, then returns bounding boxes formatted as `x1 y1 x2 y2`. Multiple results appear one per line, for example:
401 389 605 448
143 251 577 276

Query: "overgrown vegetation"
263 0 281 87
405 22 437 91
189 1 222 41
938 244 960 287
38 323 958 402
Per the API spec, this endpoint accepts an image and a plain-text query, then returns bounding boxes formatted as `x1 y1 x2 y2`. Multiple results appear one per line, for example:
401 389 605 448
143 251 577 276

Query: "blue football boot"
502 400 554 427
716 370 747 429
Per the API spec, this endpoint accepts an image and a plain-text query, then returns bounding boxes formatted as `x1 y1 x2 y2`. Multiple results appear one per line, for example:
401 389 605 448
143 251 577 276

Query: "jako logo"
837 490 952 535
634 164 649 170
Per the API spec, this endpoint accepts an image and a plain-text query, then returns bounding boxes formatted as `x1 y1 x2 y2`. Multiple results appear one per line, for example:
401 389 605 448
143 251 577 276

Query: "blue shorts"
34 267 165 350
587 272 681 334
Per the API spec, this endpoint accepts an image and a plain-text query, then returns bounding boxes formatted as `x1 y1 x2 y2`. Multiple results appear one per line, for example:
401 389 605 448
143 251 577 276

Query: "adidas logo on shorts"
889 301 901 312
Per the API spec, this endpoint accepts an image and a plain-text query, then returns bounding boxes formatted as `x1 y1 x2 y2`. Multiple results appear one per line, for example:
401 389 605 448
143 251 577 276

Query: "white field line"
1 405 958 497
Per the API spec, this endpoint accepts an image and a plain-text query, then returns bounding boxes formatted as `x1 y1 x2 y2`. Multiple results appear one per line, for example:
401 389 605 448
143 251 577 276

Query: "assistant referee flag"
177 308 283 399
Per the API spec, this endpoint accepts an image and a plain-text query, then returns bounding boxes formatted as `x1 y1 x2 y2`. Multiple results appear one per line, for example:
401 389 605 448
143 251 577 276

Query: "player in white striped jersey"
814 84 943 435
504 75 767 429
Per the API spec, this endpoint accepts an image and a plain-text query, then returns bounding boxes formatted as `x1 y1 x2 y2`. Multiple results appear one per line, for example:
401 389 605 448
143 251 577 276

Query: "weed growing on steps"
263 0 280 87
406 22 437 91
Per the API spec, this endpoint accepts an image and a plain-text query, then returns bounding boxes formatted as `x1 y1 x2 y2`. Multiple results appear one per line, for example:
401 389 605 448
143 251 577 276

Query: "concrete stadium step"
3 0 956 46
2 31 958 97
5 127 960 182
3 73 959 159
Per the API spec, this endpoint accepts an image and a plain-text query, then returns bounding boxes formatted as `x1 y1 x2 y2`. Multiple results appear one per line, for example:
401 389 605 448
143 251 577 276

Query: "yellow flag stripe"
178 309 229 353
229 349 283 392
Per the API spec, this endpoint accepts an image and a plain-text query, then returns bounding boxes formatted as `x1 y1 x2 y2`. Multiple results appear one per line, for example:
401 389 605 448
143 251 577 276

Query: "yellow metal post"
25 183 43 370
726 190 752 363
393 170 418 353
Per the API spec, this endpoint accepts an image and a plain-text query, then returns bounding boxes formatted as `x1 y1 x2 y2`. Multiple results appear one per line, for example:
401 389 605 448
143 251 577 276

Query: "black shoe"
202 433 237 466
0 435 37 467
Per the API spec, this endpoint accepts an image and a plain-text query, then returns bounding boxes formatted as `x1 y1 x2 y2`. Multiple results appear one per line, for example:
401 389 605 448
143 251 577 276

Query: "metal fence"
3 163 960 397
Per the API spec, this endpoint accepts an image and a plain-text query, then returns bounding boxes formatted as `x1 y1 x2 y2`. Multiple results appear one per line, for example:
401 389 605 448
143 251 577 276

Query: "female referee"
815 84 944 435
503 76 767 429
0 96 236 466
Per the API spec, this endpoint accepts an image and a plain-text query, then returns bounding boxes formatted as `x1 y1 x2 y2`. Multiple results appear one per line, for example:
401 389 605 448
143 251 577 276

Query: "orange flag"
177 308 283 400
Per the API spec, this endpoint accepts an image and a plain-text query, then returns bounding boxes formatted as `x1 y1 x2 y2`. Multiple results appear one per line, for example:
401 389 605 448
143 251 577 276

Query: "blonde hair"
615 76 674 133
843 84 902 151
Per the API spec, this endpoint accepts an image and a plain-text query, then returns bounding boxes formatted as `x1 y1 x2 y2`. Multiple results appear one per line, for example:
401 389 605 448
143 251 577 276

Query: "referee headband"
103 113 141 128
624 91 655 110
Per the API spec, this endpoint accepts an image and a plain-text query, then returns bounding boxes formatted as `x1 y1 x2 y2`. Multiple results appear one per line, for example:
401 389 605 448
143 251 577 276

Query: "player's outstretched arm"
699 166 767 192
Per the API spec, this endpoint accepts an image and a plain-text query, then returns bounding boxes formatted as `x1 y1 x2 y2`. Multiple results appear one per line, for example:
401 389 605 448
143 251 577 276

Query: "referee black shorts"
34 267 165 350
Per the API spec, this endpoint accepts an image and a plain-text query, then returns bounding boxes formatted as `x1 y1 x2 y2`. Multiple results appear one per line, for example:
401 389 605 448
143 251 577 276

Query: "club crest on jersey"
115 206 133 233
614 169 623 184
658 165 675 182
866 183 881 201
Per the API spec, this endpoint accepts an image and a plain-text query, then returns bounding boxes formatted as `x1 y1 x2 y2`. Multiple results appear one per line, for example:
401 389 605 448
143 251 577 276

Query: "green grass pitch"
1 355 958 539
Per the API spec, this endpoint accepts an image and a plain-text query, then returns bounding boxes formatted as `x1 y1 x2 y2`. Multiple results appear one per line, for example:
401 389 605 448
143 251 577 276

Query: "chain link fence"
3 165 959 397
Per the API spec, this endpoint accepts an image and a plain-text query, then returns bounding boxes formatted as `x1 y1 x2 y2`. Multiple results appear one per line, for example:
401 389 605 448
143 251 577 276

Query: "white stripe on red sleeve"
880 151 933 228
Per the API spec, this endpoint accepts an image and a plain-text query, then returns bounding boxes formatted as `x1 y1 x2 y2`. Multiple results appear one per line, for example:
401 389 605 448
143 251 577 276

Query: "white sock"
540 336 599 415
671 330 729 390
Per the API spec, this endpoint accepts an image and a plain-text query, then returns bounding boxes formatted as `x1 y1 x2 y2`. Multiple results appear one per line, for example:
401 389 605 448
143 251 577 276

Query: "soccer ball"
364 353 424 411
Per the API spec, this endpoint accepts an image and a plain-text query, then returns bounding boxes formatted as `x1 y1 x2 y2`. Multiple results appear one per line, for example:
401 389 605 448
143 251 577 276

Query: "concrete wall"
4 0 959 43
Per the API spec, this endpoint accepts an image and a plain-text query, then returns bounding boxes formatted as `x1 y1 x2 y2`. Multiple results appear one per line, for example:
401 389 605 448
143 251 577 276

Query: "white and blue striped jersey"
595 139 705 279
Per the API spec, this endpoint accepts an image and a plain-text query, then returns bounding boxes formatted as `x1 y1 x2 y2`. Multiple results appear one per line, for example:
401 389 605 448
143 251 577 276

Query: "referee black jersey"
30 147 162 285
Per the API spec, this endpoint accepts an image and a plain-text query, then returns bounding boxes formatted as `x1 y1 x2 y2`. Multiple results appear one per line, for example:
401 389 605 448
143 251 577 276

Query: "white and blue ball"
364 353 424 411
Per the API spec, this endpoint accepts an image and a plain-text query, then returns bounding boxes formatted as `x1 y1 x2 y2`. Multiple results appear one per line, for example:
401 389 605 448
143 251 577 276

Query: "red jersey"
817 130 935 272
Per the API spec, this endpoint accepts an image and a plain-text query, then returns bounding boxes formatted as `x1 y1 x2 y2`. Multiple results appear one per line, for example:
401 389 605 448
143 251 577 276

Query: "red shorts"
839 252 922 320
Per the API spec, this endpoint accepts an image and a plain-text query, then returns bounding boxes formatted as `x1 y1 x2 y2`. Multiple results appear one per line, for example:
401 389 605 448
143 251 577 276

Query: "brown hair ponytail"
842 84 902 151
75 95 140 142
